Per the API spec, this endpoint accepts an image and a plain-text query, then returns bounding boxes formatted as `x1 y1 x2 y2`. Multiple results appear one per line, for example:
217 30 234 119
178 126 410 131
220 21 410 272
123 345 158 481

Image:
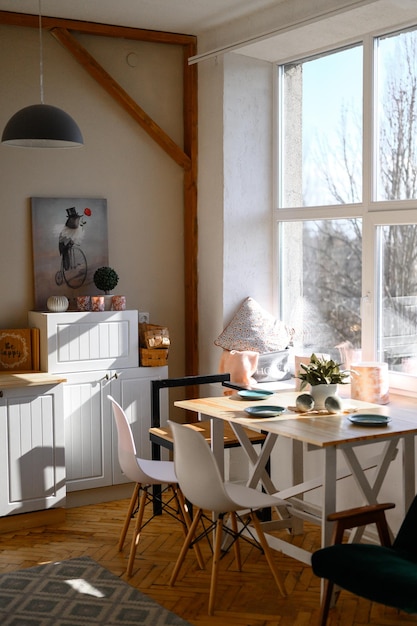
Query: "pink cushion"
219 349 259 394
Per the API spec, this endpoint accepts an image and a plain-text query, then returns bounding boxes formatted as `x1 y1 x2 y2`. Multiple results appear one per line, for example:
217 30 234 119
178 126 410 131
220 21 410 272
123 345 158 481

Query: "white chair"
108 395 203 577
168 419 290 615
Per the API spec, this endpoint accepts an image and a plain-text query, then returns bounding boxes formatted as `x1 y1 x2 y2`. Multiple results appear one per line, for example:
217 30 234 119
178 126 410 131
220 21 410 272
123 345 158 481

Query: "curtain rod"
188 0 378 64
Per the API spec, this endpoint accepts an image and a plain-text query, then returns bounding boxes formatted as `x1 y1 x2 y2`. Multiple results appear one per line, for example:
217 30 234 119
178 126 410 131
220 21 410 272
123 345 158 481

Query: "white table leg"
207 413 225 477
322 446 337 547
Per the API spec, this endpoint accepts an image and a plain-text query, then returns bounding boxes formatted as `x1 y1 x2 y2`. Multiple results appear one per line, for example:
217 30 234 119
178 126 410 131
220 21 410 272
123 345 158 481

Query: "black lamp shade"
2 103 83 147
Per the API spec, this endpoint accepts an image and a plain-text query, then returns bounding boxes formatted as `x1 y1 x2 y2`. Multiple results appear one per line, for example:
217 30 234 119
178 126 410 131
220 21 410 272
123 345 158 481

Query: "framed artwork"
31 197 108 311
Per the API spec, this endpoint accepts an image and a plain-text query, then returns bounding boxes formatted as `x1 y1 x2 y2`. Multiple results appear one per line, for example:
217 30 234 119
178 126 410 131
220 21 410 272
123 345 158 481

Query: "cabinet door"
0 385 65 517
108 366 168 484
63 372 112 492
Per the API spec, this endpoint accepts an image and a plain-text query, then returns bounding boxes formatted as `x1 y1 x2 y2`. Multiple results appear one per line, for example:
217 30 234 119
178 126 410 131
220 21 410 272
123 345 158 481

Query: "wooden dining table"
174 389 417 565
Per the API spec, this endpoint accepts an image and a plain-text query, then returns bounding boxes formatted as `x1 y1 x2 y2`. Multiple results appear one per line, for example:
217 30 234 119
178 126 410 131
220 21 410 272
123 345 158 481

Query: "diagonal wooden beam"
50 27 191 170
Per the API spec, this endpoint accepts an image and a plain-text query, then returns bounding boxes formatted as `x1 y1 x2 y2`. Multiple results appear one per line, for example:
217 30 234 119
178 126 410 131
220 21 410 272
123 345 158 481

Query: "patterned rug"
0 556 192 625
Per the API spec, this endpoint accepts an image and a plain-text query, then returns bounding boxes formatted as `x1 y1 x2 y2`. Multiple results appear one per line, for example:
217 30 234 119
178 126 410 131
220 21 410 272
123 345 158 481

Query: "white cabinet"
28 310 167 496
63 366 167 492
63 370 112 492
28 310 139 373
0 384 65 516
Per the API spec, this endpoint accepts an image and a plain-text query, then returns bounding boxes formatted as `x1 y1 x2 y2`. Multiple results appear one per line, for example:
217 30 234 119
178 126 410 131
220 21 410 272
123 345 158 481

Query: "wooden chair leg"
127 487 148 577
174 487 205 570
230 512 242 571
375 513 393 546
170 508 203 586
251 511 287 598
318 579 334 626
208 516 224 616
119 483 140 551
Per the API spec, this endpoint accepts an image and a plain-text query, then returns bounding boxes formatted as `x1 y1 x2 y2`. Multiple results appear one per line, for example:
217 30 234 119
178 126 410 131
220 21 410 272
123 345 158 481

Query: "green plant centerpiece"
93 266 119 295
298 353 350 410
298 353 349 389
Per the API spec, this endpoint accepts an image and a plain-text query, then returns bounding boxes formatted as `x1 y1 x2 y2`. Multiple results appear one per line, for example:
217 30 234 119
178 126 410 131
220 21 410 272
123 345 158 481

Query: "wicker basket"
139 323 170 349
140 348 169 367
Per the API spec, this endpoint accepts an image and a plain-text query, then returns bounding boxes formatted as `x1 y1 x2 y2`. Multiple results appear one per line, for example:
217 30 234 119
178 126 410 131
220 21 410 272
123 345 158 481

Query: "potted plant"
298 353 350 409
93 266 119 310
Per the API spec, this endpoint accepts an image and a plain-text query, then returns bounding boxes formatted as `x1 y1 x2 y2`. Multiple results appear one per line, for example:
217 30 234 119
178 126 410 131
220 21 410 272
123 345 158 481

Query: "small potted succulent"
298 353 350 409
93 266 119 310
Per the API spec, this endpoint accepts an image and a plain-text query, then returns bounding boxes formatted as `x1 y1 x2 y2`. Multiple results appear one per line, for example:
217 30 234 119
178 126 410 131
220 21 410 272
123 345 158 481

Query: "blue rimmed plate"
348 414 390 426
245 405 286 418
238 389 274 401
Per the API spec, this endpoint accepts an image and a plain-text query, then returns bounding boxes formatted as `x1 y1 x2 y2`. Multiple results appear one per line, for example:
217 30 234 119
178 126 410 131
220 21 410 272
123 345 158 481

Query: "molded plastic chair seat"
108 395 203 577
312 497 417 625
168 419 290 616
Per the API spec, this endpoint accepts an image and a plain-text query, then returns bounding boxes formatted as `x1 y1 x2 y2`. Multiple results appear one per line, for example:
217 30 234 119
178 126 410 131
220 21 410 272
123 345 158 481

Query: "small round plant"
93 266 119 294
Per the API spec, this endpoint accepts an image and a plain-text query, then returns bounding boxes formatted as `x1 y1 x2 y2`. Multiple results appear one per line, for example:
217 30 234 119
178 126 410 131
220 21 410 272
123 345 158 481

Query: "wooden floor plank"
0 497 416 625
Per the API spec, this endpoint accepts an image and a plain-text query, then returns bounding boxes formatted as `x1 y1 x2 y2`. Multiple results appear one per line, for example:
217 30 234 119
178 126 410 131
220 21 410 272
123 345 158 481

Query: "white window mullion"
360 33 377 361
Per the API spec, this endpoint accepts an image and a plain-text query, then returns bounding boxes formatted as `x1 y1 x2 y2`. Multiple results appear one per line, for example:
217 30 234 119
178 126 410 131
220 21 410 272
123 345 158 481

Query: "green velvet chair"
312 496 417 625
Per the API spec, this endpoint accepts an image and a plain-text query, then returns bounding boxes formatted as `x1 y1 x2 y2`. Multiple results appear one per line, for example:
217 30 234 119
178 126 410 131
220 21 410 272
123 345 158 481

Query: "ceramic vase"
47 295 69 312
310 383 338 410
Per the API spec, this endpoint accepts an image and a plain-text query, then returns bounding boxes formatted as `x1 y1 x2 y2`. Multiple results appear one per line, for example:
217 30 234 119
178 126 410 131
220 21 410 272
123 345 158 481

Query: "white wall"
0 25 186 374
198 52 274 374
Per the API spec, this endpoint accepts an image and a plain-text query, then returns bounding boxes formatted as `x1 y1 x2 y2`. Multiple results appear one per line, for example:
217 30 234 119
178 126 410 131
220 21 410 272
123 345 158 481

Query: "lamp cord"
38 0 44 104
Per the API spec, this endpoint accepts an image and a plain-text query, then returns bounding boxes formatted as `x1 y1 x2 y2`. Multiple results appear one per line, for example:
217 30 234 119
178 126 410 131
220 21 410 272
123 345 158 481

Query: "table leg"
403 434 416 514
201 414 225 476
292 440 305 535
322 446 337 548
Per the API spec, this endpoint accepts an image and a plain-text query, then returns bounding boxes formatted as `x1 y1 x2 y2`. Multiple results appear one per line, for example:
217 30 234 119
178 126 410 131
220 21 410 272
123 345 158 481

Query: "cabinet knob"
0 390 3 397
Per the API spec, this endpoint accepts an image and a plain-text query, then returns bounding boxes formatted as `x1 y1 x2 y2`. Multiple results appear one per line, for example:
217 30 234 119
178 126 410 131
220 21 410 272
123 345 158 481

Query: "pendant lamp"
1 0 83 148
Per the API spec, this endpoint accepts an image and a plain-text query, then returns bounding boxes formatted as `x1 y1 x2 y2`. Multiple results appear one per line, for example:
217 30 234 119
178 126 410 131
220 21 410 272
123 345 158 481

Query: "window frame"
273 25 417 395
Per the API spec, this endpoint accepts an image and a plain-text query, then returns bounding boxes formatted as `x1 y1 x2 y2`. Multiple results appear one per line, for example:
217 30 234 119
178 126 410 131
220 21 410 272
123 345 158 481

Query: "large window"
280 46 363 208
276 26 417 388
376 29 417 201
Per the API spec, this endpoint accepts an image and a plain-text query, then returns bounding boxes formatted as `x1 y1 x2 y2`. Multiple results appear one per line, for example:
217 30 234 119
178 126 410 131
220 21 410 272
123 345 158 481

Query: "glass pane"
378 225 417 372
279 219 362 367
280 46 363 207
375 28 417 200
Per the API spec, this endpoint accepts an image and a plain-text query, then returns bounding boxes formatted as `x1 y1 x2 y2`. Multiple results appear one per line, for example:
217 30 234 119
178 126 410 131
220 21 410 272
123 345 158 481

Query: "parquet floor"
0 497 416 626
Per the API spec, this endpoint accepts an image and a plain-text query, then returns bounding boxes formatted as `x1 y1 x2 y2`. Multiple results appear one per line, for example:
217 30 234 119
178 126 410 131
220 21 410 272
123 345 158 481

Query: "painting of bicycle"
31 197 108 311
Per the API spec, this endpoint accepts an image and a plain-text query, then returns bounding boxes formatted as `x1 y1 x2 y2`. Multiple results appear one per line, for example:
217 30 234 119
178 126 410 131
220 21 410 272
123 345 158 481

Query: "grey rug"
0 556 192 626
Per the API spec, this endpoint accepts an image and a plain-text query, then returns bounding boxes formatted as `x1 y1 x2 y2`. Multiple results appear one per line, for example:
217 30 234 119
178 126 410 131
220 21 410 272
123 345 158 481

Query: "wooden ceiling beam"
0 11 196 45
